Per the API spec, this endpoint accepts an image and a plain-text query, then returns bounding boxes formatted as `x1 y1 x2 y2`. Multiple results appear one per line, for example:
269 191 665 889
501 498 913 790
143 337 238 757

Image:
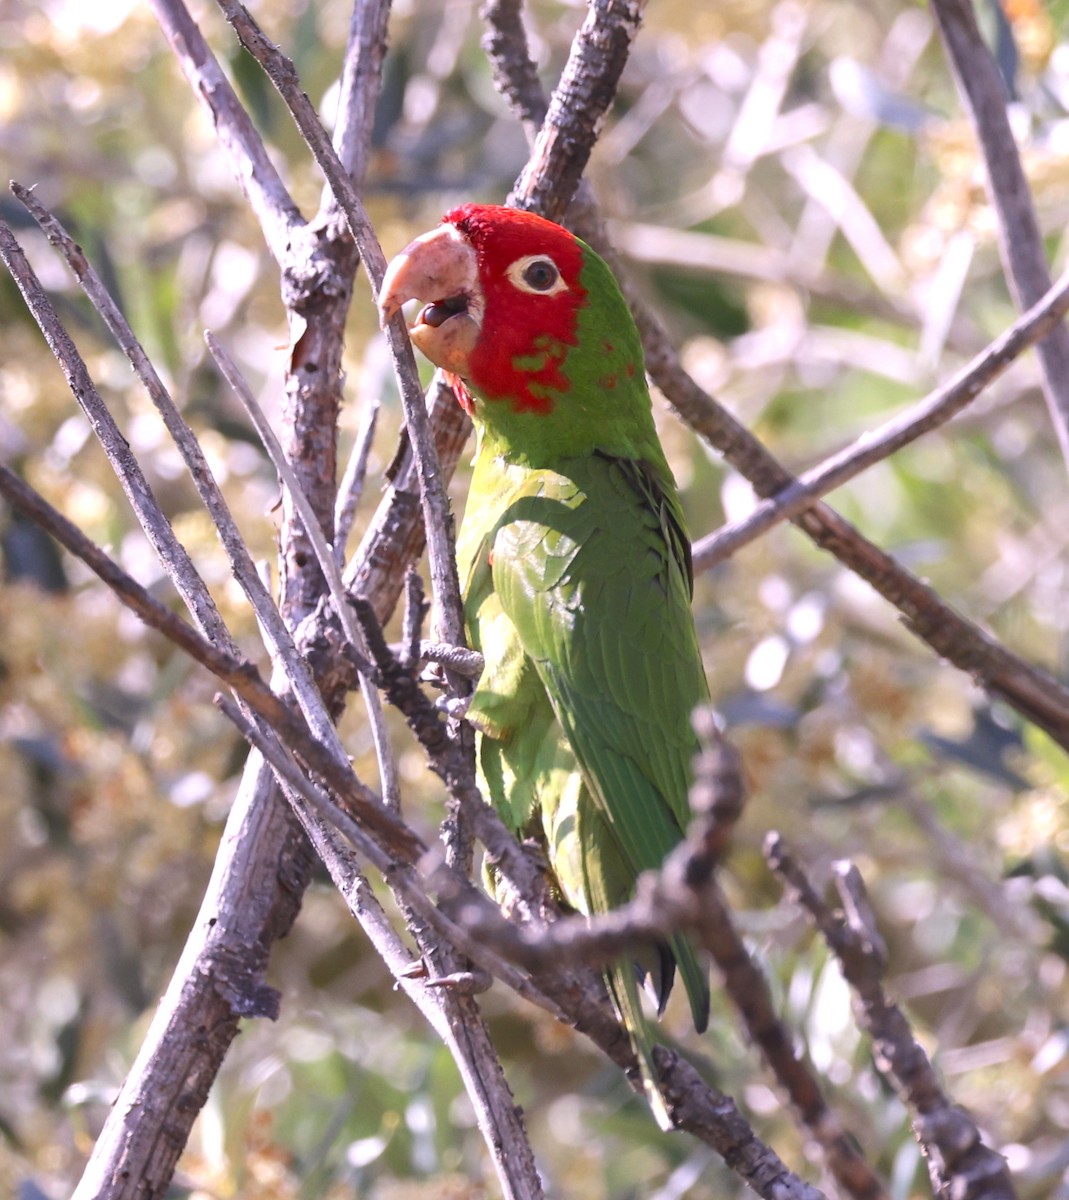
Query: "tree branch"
509 0 646 220
929 0 1069 469
0 218 230 649
148 0 302 264
693 261 1069 569
766 835 1018 1200
628 282 1069 751
213 0 468 658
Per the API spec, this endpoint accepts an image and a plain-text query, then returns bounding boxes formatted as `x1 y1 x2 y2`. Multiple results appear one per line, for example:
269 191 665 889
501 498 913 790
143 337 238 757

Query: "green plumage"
455 232 712 1124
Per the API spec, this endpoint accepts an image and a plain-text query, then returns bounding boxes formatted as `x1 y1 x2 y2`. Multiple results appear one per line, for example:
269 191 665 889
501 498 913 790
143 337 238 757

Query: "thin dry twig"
149 0 301 263
327 0 391 196
929 0 1069 469
508 0 647 221
766 835 1018 1200
214 696 561 1020
0 218 230 649
10 184 353 763
334 386 380 565
326 0 391 561
480 0 547 134
205 330 401 808
213 0 484 880
692 260 1069 569
213 0 467 657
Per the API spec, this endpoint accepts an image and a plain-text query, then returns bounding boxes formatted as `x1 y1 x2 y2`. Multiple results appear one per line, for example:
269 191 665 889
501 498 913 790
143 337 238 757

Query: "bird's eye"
523 259 558 290
507 254 567 296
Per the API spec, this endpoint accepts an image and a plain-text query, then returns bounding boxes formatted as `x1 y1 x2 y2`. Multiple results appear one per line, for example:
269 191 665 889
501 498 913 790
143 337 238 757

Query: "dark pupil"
523 260 558 291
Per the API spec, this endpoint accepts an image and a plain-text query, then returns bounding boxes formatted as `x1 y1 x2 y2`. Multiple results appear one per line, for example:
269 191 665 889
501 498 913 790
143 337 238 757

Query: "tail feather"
608 959 673 1131
672 933 711 1034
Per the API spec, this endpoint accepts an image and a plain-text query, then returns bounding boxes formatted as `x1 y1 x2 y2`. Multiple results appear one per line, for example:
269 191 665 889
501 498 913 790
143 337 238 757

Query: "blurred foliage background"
3 0 1069 1196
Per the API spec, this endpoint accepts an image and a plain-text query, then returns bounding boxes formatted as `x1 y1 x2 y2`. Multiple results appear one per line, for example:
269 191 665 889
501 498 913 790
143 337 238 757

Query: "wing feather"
491 452 708 899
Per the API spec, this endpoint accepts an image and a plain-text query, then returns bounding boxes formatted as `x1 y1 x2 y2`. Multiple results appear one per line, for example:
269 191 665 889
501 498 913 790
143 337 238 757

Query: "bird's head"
378 204 602 416
379 204 657 466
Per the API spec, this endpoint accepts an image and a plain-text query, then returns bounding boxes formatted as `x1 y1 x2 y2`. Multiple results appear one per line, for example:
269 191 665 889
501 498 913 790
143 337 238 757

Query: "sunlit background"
3 0 1069 1195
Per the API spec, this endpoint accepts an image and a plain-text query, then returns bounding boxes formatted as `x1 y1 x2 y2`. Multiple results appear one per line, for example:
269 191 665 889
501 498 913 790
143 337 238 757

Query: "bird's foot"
435 694 472 721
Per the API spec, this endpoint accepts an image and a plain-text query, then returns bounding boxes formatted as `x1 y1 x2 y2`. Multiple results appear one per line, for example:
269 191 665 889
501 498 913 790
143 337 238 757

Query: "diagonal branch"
204 330 400 808
508 0 646 220
149 0 302 264
637 293 1069 749
10 184 350 760
766 835 1019 1200
693 261 1069 569
0 218 230 649
213 0 468 659
929 0 1069 470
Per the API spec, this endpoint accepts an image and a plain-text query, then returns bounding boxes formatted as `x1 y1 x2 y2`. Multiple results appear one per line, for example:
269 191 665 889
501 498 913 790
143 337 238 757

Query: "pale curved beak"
378 224 483 375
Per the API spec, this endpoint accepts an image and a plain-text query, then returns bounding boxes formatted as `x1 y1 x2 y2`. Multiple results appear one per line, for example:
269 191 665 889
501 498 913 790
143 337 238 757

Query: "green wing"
488 452 711 1030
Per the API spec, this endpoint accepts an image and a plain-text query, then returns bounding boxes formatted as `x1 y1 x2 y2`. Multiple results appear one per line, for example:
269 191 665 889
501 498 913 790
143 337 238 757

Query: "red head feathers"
379 204 589 414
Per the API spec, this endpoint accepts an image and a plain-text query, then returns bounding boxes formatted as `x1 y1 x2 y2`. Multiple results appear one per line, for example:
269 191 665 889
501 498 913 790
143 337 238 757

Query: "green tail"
671 933 711 1034
608 960 673 1132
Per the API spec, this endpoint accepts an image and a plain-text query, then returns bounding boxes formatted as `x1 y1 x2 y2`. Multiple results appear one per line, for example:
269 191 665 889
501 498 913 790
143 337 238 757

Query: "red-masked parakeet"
379 204 710 1125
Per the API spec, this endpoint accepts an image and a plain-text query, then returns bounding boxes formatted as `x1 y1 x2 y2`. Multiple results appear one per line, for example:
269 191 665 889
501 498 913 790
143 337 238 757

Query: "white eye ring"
506 254 568 296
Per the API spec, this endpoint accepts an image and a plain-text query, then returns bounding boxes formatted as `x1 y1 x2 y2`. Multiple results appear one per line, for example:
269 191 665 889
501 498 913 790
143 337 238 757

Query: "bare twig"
400 569 427 674
480 0 547 134
929 0 1069 469
1 445 547 1200
334 385 380 565
508 0 647 220
327 0 390 560
213 0 468 660
149 0 301 264
214 696 560 1021
0 218 230 649
10 185 354 763
694 882 886 1200
342 378 472 627
414 640 485 679
655 1051 827 1200
693 261 1069 569
215 710 552 1200
205 331 400 807
627 722 887 1198
326 0 390 193
766 835 1018 1200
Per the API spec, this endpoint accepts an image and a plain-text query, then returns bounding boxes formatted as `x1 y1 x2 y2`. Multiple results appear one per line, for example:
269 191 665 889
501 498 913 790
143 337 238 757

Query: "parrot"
378 203 711 1125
